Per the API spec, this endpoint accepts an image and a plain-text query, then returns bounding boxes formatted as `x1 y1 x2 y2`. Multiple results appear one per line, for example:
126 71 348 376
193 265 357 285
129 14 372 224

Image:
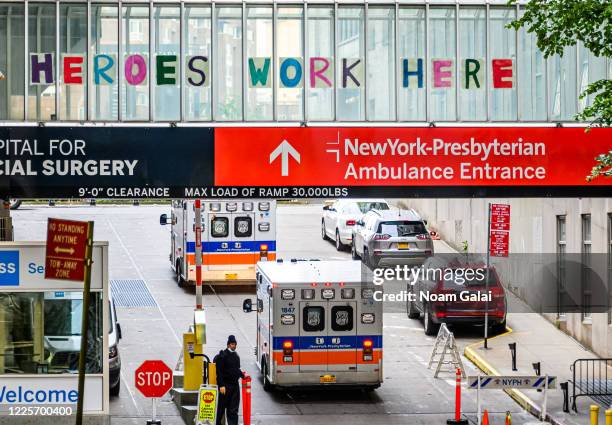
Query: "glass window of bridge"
517 9 546 121
367 6 395 121
307 6 334 121
60 3 86 121
549 45 577 121
398 7 425 121
246 6 273 121
459 7 486 121
337 6 365 121
121 5 149 121
429 7 456 121
91 5 118 121
277 6 304 121
28 3 56 121
215 6 242 121
184 5 211 121
0 4 25 120
153 6 180 121
490 7 517 121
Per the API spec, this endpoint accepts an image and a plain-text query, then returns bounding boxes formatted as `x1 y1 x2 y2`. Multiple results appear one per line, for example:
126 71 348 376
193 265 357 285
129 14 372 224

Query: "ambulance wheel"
175 262 185 288
351 243 359 260
335 230 345 251
423 304 439 336
321 220 328 240
262 360 273 392
407 293 420 320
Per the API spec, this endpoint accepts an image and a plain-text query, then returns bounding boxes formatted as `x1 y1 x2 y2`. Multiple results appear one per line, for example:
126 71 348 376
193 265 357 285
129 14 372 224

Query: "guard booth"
0 241 109 421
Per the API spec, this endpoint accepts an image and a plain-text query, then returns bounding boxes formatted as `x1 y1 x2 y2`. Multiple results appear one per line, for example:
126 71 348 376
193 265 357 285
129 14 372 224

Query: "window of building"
556 215 567 318
184 6 211 121
59 3 86 121
121 5 149 121
307 6 334 121
549 45 577 121
337 6 364 121
489 7 517 121
0 4 25 120
246 6 273 121
581 213 592 321
429 7 456 121
276 6 303 121
153 6 180 121
367 7 395 121
28 3 56 121
398 7 425 121
459 7 486 121
215 6 242 121
90 5 118 121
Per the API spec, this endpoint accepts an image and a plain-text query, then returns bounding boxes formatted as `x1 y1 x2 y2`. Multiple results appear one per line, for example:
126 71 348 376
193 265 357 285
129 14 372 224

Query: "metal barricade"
571 358 612 411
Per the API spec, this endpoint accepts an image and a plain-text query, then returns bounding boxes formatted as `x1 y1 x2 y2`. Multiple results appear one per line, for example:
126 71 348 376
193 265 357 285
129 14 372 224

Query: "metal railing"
571 358 612 412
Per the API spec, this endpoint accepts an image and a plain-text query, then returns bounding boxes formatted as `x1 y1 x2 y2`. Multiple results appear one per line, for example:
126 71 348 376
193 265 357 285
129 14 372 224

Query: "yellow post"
605 410 612 425
591 405 600 425
208 362 217 385
183 332 203 390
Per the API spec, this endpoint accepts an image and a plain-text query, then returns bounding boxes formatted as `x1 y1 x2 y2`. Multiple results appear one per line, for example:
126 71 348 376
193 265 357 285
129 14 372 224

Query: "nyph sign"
24 53 515 90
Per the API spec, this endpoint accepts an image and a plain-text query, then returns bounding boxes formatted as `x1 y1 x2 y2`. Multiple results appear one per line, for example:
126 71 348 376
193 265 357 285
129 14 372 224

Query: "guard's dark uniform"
216 342 243 425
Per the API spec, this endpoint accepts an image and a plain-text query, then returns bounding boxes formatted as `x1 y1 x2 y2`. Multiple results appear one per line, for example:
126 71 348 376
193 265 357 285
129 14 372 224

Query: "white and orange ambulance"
161 200 276 285
243 260 383 390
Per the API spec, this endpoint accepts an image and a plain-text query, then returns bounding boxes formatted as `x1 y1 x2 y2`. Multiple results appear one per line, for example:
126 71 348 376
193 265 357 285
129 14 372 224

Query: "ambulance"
242 260 383 390
160 200 276 285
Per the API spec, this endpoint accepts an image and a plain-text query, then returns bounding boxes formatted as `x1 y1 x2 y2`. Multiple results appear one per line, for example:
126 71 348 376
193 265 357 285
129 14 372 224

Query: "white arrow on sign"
269 140 301 177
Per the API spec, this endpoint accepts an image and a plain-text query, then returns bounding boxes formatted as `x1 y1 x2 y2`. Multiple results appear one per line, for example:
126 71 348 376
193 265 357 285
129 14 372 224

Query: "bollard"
591 405 600 425
508 343 517 371
242 374 252 425
560 382 569 413
605 409 612 425
446 368 468 424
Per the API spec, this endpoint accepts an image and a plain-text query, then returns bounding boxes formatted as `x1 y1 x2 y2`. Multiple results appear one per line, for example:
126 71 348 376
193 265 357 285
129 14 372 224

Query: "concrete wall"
394 197 612 357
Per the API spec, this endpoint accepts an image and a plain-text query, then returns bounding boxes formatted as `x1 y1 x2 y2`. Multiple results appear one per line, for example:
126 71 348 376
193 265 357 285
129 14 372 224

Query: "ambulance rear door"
230 205 256 275
327 298 358 372
207 209 232 273
298 301 328 372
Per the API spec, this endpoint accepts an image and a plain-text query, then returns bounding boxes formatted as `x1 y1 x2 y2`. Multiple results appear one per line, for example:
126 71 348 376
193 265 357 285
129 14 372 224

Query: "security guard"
216 335 244 425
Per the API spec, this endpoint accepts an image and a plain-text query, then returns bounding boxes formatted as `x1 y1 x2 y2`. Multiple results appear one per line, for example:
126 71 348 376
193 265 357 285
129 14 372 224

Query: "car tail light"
346 219 356 226
363 339 373 361
416 234 431 240
373 234 391 241
283 340 294 362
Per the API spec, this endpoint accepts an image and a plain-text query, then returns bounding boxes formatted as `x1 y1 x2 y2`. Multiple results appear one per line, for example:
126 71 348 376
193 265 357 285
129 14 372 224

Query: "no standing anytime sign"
45 218 91 281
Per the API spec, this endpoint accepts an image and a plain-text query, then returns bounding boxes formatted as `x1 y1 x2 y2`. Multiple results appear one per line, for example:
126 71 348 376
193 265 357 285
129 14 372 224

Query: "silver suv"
351 209 434 267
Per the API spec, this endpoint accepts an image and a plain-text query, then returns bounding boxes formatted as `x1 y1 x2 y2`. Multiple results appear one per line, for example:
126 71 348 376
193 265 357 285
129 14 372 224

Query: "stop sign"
135 360 173 398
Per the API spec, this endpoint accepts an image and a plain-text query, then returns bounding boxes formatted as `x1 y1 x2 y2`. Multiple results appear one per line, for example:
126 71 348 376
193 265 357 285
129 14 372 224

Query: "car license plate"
320 375 336 383
398 243 411 249
225 273 238 280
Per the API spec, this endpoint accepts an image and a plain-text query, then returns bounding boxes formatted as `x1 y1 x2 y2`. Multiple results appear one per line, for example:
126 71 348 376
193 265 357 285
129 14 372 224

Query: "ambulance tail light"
362 339 374 361
260 244 268 261
283 340 294 362
361 313 375 324
346 219 356 226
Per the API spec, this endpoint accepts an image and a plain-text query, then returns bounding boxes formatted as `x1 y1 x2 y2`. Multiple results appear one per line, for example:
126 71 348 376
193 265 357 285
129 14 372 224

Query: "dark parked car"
407 256 507 336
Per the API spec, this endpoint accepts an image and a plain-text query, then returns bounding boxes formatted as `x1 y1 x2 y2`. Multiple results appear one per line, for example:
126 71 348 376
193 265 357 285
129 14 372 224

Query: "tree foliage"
508 0 611 180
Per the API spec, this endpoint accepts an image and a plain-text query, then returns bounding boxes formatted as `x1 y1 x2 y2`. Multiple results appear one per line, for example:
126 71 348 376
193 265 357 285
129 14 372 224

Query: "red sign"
135 360 173 398
45 218 90 281
215 127 612 188
489 204 510 257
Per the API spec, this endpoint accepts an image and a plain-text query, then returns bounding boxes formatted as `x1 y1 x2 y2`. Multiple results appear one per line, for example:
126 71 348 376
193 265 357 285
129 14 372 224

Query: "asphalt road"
10 203 534 425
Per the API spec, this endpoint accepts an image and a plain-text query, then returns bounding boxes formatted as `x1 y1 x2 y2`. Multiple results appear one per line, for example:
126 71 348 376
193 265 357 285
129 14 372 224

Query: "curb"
463 327 566 425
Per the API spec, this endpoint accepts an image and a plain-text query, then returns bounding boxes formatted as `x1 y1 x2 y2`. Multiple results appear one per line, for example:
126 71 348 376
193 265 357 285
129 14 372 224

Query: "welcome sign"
22 53 514 90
